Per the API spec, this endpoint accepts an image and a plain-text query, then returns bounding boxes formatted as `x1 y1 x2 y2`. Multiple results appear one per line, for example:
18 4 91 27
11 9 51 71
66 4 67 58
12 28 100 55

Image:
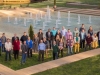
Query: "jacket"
20 35 28 43
52 45 59 53
13 40 20 50
21 44 28 53
26 40 33 48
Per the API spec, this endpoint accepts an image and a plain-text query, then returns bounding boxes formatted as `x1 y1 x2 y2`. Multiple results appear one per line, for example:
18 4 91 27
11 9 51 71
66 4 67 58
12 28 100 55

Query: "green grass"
33 54 100 75
0 47 87 70
0 47 98 70
0 0 100 9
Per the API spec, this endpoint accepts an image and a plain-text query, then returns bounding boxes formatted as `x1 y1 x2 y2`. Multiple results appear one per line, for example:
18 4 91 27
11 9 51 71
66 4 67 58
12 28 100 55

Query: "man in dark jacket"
1 33 6 52
46 29 52 49
21 41 28 64
85 33 93 50
97 30 100 47
37 29 43 42
20 32 28 44
12 33 19 44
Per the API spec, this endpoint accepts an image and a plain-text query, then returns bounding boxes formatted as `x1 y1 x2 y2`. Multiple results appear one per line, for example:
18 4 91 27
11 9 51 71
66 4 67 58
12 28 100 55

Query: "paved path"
0 48 100 75
56 7 100 16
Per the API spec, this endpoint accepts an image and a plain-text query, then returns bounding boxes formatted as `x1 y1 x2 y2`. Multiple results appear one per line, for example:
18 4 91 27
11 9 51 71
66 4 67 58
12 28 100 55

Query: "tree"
54 0 57 10
28 25 34 40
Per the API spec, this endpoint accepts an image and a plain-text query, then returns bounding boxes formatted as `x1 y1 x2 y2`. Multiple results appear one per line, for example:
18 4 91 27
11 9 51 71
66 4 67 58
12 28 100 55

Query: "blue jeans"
67 46 73 55
2 44 5 52
5 50 11 61
21 53 27 64
53 52 58 60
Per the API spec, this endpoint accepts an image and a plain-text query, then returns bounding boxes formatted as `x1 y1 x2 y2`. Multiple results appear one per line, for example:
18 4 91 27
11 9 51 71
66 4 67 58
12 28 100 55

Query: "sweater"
26 40 33 48
86 36 93 44
21 44 28 54
13 40 20 50
52 45 58 53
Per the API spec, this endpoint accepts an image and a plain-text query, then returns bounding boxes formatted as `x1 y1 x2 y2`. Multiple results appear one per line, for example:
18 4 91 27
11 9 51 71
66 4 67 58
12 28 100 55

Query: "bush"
28 25 34 40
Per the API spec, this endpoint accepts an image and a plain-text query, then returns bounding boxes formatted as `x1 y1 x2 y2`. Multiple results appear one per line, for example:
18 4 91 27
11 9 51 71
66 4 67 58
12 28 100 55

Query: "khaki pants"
62 36 66 47
74 43 80 52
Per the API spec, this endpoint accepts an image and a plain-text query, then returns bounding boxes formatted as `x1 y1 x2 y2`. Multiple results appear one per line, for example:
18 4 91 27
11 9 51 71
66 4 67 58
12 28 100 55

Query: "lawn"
33 54 100 75
0 47 88 70
0 49 69 70
0 0 100 9
29 0 100 8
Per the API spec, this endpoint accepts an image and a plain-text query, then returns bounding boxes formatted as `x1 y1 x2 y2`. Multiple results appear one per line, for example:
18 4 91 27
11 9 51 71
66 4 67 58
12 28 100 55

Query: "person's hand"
25 52 27 53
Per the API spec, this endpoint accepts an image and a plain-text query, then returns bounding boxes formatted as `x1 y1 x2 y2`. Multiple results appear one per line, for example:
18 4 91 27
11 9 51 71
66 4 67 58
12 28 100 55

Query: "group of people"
0 24 100 64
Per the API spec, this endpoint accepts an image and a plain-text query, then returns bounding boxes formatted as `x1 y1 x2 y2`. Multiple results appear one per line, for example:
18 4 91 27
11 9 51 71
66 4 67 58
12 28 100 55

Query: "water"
0 11 100 36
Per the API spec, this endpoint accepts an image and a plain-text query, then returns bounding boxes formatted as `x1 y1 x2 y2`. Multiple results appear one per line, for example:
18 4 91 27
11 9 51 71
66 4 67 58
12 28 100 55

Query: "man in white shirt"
61 26 67 47
5 38 12 61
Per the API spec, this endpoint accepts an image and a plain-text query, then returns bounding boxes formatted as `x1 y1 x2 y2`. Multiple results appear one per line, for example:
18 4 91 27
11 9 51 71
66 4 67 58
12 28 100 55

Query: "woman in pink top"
65 29 73 41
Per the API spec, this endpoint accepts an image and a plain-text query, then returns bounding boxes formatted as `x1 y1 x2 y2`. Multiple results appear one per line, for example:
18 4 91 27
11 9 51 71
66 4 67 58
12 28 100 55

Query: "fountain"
47 6 51 22
14 17 18 24
35 14 39 25
67 11 71 26
57 11 61 21
56 20 59 28
77 14 81 24
39 11 43 19
43 22 45 30
24 18 26 26
30 12 33 19
33 19 36 28
89 15 92 23
7 16 10 22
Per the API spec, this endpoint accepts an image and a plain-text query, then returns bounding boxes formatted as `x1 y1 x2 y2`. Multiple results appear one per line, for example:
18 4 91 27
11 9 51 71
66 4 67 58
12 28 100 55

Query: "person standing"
79 24 85 32
52 41 59 60
5 38 12 61
21 41 28 64
56 34 61 46
46 29 52 49
1 33 6 52
20 32 28 44
92 33 98 48
33 34 39 53
79 29 86 49
85 34 93 50
97 30 100 47
65 29 73 41
58 39 64 57
67 35 74 55
13 37 20 60
56 30 62 39
12 33 19 44
61 26 67 47
73 27 79 37
37 29 43 42
74 33 80 53
0 37 2 56
38 40 46 61
43 37 49 58
88 26 93 36
26 37 33 58
51 27 57 41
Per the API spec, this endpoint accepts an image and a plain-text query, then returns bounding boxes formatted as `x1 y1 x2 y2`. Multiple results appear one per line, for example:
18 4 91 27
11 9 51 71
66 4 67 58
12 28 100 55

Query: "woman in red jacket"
13 37 20 60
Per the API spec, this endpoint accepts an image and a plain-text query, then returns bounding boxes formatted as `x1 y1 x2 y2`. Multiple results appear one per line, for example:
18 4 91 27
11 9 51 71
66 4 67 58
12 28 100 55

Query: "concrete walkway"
57 7 100 16
0 48 100 75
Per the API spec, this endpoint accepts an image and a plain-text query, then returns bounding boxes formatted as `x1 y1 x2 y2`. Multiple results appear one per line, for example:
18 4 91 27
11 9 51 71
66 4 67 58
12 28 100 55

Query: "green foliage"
28 25 34 40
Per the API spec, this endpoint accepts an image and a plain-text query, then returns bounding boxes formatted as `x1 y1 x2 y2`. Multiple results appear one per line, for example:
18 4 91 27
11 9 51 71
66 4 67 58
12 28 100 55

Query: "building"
0 0 30 5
